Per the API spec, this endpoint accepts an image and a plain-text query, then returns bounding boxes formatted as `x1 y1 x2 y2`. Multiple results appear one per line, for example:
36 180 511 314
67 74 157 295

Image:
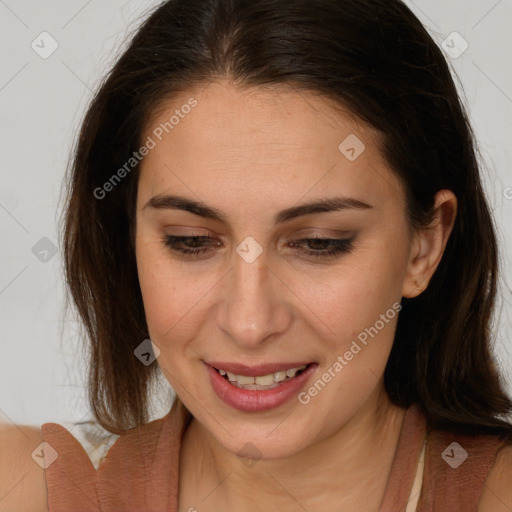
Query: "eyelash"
162 235 354 260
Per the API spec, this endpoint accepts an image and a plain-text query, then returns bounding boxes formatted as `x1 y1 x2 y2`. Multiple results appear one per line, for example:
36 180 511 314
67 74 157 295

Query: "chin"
219 429 310 462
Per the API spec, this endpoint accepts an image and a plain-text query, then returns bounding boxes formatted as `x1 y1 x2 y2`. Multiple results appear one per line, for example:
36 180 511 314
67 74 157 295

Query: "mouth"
204 361 318 412
211 363 310 390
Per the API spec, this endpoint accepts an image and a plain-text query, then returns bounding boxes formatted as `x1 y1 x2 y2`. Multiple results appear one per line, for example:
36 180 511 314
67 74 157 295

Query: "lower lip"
205 362 318 412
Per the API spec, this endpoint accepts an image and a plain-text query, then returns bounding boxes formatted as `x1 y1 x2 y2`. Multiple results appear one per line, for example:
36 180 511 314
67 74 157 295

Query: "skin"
134 79 457 511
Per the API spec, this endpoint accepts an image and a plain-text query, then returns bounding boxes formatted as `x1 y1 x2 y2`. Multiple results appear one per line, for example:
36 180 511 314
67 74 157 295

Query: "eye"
163 235 220 257
288 237 354 259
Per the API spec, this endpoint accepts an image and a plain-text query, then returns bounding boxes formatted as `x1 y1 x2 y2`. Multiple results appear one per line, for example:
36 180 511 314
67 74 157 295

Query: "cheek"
297 247 405 347
136 238 197 338
135 236 211 345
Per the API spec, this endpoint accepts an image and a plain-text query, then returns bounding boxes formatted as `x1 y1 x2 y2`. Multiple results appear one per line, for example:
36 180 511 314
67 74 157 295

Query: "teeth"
237 375 255 385
232 381 282 390
274 370 287 382
216 365 308 388
255 374 274 386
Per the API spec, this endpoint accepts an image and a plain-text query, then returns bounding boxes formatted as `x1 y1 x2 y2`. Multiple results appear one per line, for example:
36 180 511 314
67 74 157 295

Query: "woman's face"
135 80 417 459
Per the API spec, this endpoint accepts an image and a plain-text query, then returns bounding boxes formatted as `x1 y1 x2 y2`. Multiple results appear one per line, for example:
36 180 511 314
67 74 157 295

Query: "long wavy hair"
61 0 512 437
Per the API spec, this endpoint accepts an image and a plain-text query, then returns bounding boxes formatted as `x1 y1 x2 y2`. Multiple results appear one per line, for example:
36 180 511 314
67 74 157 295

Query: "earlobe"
402 234 426 298
402 189 457 299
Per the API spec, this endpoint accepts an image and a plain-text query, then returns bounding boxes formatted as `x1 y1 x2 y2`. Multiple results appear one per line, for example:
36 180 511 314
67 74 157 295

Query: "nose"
215 243 292 349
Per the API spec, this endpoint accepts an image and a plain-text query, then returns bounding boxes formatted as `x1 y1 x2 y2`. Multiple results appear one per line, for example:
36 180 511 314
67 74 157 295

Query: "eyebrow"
143 194 372 225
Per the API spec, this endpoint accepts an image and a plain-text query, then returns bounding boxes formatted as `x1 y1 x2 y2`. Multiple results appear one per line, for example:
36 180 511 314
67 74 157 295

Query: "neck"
178 388 407 512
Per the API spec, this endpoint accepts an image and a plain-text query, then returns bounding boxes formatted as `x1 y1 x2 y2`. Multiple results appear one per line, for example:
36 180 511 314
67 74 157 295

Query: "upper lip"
205 361 314 376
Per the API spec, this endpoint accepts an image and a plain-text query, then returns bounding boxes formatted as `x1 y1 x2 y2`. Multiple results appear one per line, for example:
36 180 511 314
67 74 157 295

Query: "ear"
402 189 457 298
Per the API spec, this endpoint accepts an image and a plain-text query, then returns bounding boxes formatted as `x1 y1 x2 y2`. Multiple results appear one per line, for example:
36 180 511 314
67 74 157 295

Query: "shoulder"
0 423 48 512
478 441 512 511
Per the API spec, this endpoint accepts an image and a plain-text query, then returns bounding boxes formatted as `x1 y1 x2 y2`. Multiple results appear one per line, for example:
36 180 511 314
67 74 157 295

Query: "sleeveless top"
41 400 509 511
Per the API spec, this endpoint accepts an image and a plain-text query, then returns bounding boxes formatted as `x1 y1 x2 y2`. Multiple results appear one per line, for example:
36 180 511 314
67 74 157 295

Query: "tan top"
41 401 509 511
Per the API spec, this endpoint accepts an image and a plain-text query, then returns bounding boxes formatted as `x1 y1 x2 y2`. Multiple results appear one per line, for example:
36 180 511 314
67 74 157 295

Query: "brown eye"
163 235 220 257
288 237 354 259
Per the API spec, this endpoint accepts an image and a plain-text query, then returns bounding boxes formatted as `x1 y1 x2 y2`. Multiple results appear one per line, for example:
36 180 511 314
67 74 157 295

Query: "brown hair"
61 0 512 437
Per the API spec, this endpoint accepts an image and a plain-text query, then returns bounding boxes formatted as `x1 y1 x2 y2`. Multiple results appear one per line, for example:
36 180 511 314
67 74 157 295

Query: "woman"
2 0 511 510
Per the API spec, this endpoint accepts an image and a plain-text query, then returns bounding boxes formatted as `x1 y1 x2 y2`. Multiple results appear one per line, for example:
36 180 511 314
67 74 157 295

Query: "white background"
0 0 511 428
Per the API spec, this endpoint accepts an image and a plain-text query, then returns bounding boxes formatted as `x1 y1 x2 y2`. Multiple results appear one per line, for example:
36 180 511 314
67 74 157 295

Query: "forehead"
137 80 404 213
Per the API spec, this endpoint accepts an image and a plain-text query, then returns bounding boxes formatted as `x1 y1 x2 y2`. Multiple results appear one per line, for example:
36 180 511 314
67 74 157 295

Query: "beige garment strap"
405 439 427 512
